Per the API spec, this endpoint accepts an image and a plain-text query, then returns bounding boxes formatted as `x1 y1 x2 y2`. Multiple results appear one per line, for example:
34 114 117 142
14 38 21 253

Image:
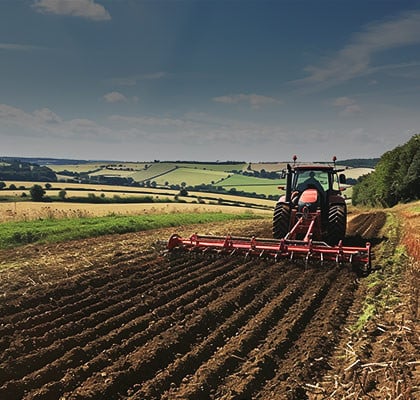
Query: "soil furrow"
0 258 250 398
213 267 354 399
255 267 358 399
161 266 321 400
62 260 273 399
129 266 303 400
0 255 225 362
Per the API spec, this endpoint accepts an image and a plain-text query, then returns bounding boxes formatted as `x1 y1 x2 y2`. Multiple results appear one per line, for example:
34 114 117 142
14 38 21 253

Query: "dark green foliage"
352 134 420 207
0 160 57 181
339 158 380 168
30 185 46 201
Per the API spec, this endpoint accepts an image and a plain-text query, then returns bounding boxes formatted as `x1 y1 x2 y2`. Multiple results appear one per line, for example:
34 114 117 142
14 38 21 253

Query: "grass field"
218 174 285 196
0 211 264 249
154 167 229 186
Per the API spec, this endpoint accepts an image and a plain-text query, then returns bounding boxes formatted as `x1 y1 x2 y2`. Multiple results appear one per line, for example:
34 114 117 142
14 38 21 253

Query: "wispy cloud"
0 103 114 140
103 92 128 103
109 72 168 86
212 93 282 109
33 0 111 21
332 97 362 116
297 10 420 88
0 43 46 51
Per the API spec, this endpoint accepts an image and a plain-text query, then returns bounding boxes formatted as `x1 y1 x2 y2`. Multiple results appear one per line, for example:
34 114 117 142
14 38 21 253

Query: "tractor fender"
276 195 287 204
329 193 346 205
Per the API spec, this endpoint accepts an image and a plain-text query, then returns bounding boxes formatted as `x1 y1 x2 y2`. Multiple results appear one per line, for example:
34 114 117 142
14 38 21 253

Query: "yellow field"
342 167 374 179
0 201 272 222
3 181 177 194
249 162 288 172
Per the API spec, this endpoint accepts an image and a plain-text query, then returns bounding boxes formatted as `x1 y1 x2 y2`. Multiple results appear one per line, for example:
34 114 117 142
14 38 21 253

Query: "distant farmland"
5 161 372 202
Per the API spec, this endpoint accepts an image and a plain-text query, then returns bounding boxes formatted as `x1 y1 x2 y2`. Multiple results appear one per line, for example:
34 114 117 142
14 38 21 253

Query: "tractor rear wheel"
326 204 346 245
273 203 291 239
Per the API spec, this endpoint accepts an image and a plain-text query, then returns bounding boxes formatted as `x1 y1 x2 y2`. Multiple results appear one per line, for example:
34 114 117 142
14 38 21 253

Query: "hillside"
1 157 376 200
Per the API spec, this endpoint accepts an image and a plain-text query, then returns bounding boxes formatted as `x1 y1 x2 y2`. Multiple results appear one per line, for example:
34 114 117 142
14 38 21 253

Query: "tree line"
0 160 57 182
352 134 419 207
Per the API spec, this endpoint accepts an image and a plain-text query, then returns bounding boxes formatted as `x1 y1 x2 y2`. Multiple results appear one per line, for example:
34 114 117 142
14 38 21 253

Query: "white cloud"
103 92 128 103
33 0 111 21
33 108 63 123
212 93 282 109
340 104 362 116
332 97 355 107
299 10 420 86
332 97 362 116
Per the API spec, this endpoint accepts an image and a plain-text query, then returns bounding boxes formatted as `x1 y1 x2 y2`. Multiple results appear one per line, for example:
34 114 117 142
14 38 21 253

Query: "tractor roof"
293 164 335 171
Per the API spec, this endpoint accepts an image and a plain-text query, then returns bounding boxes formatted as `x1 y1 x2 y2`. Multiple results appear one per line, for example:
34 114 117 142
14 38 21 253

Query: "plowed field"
0 211 417 399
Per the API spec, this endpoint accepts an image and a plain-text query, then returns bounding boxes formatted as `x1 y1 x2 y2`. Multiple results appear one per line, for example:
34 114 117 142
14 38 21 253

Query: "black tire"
272 203 291 239
326 204 347 245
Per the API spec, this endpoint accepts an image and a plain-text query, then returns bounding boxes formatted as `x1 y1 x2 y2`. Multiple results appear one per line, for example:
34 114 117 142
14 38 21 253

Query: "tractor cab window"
294 170 330 192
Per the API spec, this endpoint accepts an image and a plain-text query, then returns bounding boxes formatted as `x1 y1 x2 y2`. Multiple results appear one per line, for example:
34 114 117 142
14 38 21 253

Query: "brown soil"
0 212 417 399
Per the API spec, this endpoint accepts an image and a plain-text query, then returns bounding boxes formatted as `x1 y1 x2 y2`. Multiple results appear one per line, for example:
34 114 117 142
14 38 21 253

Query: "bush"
30 184 46 201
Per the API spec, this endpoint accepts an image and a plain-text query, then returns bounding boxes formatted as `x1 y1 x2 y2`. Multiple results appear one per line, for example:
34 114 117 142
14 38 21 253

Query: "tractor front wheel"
273 203 291 239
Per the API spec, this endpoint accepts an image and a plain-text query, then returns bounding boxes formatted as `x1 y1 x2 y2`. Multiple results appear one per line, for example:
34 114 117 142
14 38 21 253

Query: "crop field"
218 175 285 196
48 163 107 174
0 205 417 399
248 162 287 172
0 201 272 223
153 168 229 186
341 167 374 180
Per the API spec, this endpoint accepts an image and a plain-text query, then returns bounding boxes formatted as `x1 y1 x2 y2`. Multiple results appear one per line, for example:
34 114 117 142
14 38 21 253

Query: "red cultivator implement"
167 210 371 271
167 157 372 272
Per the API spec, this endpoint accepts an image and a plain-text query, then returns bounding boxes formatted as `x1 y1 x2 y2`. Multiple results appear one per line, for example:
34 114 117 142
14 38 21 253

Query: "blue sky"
1 0 420 162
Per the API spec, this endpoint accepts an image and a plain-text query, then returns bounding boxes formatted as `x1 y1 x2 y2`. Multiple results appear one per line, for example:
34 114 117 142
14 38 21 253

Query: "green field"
0 212 263 249
218 175 285 196
154 167 229 186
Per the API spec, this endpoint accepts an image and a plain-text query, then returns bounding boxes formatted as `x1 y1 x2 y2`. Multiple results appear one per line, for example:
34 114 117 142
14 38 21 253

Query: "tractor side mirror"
339 174 346 184
280 170 287 179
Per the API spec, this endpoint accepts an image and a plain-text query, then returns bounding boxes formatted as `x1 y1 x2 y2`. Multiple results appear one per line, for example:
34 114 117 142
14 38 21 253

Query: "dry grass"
396 201 420 261
0 201 272 222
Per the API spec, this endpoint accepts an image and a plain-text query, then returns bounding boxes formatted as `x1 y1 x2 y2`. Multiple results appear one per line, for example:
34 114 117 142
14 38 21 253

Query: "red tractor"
168 157 371 271
273 157 347 245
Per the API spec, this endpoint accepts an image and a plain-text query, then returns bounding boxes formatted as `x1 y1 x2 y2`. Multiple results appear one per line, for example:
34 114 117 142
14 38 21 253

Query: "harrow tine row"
167 234 371 271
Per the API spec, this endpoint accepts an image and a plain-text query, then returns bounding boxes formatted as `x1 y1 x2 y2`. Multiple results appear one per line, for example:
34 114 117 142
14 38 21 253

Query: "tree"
30 184 45 201
352 134 419 207
58 190 67 200
45 183 52 190
0 181 5 190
